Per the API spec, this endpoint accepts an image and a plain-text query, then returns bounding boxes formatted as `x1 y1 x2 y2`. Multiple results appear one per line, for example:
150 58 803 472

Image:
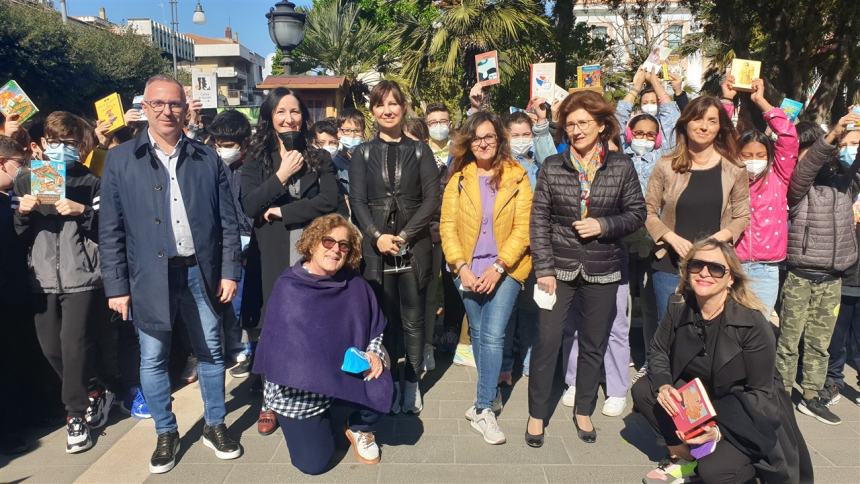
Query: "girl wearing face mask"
725 77 799 316
14 112 108 454
775 107 860 426
241 88 343 436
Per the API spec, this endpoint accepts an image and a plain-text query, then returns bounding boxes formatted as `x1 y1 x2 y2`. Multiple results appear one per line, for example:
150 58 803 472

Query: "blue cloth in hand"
341 347 370 374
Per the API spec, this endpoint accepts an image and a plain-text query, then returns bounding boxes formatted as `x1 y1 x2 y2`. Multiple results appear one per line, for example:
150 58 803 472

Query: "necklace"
701 301 725 321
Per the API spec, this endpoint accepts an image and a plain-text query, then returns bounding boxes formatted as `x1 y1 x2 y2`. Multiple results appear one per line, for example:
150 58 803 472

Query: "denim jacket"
616 99 680 195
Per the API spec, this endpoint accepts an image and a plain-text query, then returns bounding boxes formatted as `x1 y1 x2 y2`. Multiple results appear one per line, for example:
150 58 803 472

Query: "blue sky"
60 0 313 56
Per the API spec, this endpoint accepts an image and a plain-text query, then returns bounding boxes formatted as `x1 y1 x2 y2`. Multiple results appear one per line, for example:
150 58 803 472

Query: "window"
631 26 646 46
592 26 608 41
667 24 683 49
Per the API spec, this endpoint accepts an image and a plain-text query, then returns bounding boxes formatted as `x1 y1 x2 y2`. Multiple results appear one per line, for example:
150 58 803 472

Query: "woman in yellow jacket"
441 111 532 445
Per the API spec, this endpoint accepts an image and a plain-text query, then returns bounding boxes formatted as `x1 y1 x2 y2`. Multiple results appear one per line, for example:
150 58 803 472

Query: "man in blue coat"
99 75 242 474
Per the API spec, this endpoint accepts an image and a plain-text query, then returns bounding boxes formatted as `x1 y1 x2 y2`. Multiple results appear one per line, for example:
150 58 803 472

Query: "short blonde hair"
295 214 363 270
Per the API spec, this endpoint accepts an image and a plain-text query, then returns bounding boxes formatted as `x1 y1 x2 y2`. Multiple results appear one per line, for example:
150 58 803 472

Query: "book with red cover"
672 377 717 439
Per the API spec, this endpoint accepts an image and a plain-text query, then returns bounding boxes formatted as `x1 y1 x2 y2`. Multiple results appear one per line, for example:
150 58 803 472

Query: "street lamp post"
266 1 306 75
169 0 206 77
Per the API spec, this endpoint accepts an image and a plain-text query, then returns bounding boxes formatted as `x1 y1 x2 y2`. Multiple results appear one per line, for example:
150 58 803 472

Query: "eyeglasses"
144 100 185 114
44 139 77 149
687 259 728 279
428 121 450 128
564 119 596 132
338 128 363 136
632 130 659 140
321 236 351 254
471 134 498 146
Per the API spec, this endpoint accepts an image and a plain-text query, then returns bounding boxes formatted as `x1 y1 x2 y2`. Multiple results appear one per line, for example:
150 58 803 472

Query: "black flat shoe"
573 416 596 443
525 430 544 448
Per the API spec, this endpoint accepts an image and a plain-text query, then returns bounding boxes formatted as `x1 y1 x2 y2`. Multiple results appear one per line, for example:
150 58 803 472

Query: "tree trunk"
554 0 574 87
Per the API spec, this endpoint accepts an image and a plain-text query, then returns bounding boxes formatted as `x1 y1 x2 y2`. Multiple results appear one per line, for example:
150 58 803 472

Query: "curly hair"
295 214 363 270
554 90 621 148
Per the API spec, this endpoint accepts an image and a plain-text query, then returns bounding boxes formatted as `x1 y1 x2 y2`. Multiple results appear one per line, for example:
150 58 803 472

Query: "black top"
680 311 722 387
653 163 722 273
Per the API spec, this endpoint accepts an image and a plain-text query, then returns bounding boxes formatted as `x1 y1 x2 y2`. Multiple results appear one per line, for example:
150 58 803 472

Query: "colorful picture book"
475 51 500 87
730 58 761 91
552 84 570 103
530 62 556 98
30 159 66 204
663 54 683 80
94 92 126 134
576 65 602 89
780 98 804 123
671 377 717 440
0 80 39 123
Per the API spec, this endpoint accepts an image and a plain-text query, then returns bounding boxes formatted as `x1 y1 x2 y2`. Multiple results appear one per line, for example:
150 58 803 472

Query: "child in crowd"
13 111 110 453
208 110 256 378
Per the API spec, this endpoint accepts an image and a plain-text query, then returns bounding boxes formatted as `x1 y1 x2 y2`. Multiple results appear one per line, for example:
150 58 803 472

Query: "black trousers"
0 303 36 439
631 378 756 483
528 279 618 418
32 290 103 417
372 269 425 382
423 243 445 344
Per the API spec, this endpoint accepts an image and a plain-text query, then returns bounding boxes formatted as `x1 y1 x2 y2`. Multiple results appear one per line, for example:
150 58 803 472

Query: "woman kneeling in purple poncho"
253 213 393 474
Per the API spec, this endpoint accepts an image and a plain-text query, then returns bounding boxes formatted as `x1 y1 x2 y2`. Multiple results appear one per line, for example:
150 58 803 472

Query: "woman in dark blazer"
632 238 812 484
349 80 440 414
241 87 343 435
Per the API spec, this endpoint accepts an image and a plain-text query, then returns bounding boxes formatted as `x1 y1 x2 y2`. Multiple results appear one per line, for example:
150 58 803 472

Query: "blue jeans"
457 276 520 410
223 267 247 359
502 275 537 375
653 270 680 323
138 265 226 434
741 262 779 317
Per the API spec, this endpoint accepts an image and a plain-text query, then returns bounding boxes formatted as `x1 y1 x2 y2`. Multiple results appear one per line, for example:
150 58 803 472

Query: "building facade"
127 18 195 63
185 28 265 107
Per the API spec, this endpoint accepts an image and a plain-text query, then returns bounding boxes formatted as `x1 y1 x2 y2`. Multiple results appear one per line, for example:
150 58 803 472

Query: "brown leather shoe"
257 410 278 436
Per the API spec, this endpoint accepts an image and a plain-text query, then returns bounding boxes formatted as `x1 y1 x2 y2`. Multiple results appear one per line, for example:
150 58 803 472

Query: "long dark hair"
670 96 738 173
449 111 511 189
248 87 320 174
738 130 775 182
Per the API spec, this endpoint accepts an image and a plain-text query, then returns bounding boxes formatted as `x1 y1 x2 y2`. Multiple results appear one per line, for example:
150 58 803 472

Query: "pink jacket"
731 106 799 262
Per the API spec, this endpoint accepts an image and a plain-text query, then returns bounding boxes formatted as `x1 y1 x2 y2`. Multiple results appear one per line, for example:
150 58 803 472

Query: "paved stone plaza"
2 353 859 483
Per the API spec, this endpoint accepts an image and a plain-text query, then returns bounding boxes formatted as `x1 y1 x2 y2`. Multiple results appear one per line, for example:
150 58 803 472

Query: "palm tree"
292 0 401 107
398 0 549 108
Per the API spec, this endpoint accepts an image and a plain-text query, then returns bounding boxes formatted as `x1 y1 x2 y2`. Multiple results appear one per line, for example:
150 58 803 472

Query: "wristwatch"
492 262 505 274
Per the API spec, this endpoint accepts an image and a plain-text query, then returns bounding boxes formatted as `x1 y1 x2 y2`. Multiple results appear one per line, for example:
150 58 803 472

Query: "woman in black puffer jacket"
526 90 645 446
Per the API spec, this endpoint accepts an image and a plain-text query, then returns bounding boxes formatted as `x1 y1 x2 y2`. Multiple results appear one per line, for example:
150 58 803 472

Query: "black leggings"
528 279 618 418
372 270 425 382
32 290 103 417
631 378 756 483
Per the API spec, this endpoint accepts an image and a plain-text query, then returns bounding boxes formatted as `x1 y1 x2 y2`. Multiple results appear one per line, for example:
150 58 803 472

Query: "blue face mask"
44 143 80 165
340 136 362 151
839 146 858 167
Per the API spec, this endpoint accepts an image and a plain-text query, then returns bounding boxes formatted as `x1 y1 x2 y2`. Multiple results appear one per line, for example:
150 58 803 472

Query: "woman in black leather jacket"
349 81 440 414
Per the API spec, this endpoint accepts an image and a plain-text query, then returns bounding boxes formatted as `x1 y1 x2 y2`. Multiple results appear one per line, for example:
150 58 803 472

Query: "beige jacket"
645 157 750 259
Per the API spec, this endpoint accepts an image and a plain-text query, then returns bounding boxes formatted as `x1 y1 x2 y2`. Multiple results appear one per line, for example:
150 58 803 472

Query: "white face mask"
744 158 768 176
511 138 533 157
630 138 656 156
640 104 659 117
429 125 450 142
217 147 242 165
321 145 338 157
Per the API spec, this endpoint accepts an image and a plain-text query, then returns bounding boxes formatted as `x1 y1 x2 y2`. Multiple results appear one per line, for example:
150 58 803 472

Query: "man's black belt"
168 255 197 267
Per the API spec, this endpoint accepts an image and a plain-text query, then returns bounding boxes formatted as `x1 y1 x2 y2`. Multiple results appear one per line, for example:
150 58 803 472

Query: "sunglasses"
687 259 728 279
321 236 351 254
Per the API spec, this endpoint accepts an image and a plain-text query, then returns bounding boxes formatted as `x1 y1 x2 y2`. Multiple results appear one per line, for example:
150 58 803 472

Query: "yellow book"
84 147 107 177
94 93 126 134
730 58 761 92
576 65 602 89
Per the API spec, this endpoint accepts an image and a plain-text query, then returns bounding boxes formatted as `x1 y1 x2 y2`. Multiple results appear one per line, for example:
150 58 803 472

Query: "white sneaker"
470 408 506 444
402 380 423 414
562 386 576 407
422 344 436 372
390 382 401 414
66 416 93 454
602 396 627 417
345 429 380 464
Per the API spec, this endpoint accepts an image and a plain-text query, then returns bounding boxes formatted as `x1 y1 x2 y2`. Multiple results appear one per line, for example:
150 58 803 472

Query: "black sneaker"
85 387 115 429
65 416 93 454
229 357 252 378
202 423 242 460
149 430 180 474
822 383 842 407
798 397 842 425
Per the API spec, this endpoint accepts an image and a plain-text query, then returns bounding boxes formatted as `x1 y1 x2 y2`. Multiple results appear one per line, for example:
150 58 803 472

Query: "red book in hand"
671 378 717 440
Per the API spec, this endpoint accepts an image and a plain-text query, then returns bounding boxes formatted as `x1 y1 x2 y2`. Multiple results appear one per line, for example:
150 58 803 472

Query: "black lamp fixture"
266 1 307 75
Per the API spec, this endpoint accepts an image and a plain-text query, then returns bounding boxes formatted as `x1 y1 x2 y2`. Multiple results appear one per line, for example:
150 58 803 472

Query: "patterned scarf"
568 143 604 219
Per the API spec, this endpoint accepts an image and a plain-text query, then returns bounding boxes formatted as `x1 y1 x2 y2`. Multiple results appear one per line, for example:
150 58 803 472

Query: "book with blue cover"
30 159 65 204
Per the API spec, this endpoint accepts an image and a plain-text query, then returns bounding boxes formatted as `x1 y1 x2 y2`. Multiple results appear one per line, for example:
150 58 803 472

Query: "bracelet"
455 262 467 273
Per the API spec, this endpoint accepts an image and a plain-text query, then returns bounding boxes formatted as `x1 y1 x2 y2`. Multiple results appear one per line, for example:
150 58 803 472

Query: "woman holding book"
632 239 811 484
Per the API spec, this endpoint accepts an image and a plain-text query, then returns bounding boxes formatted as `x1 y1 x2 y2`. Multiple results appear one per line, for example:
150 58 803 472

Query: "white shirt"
148 130 195 257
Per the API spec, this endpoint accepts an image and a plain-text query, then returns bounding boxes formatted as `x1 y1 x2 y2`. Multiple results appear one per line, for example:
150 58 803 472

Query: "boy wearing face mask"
776 107 860 426
727 77 799 317
425 103 453 170
336 108 365 158
207 110 255 375
311 120 348 196
13 112 109 454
